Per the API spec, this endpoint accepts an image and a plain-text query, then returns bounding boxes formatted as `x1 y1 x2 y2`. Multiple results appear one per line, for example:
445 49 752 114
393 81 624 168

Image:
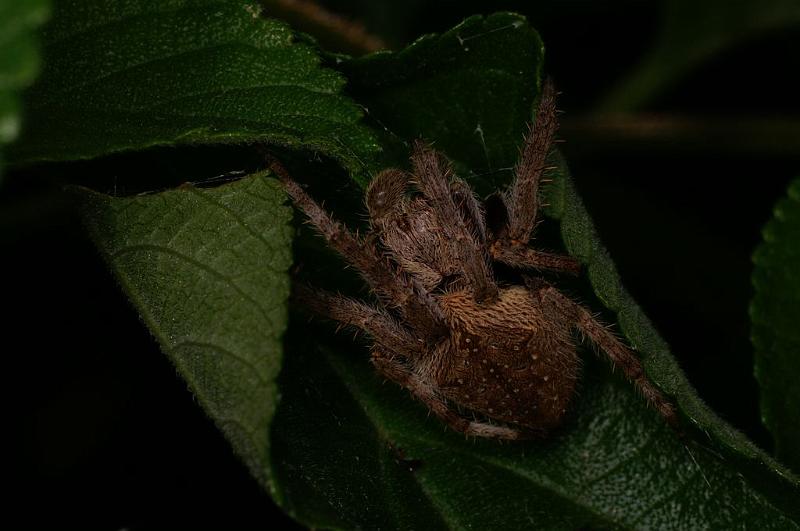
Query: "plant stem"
561 114 800 157
260 0 387 55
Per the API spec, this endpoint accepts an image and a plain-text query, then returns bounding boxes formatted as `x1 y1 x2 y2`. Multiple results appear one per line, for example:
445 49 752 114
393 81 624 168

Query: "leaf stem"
260 0 388 55
561 114 800 157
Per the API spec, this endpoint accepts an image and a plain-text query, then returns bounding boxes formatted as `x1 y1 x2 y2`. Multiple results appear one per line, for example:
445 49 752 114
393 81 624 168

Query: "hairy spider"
273 80 677 440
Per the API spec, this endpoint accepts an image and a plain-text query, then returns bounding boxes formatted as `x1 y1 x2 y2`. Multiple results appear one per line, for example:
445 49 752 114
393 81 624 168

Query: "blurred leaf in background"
600 0 800 111
0 0 48 179
752 178 800 473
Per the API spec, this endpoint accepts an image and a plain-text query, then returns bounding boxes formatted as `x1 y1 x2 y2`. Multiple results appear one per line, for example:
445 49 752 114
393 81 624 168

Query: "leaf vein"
110 242 276 328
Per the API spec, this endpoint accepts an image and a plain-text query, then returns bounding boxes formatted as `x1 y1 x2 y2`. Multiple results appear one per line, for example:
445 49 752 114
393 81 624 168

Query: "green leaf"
598 0 800 111
78 172 293 491
11 0 381 180
340 12 542 196
0 0 49 177
752 178 800 473
267 14 800 528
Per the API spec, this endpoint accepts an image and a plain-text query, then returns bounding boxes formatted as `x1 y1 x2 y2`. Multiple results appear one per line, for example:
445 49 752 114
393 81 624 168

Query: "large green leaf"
67 8 800 527
0 0 49 177
11 0 381 179
599 0 800 111
340 12 543 196
267 14 800 528
752 178 800 472
79 172 292 491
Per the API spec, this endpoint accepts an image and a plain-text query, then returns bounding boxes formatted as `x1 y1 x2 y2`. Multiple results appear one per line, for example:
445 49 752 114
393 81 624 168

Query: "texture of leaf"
267 14 800 528
752 178 800 472
0 0 49 176
11 0 381 179
79 173 292 491
339 12 542 195
598 0 800 111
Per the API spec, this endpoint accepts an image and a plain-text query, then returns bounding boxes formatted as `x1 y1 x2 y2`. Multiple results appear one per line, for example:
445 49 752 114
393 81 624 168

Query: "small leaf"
78 173 293 491
752 178 800 472
11 0 381 180
268 14 800 528
0 0 49 177
599 0 800 111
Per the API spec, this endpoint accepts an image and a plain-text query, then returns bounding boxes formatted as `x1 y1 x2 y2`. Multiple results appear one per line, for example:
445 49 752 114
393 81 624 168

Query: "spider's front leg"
488 79 581 276
539 285 679 428
293 285 424 360
504 78 558 244
370 351 523 440
271 159 448 343
411 143 499 303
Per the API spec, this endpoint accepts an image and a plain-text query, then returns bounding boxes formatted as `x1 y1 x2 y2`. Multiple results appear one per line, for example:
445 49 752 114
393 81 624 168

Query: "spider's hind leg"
539 285 679 429
371 351 530 440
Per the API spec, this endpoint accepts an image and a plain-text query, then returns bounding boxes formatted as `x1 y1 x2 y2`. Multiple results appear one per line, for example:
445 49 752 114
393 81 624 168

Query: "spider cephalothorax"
275 80 677 439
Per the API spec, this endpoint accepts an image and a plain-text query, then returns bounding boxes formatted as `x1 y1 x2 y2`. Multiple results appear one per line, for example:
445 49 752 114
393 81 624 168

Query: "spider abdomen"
432 286 580 434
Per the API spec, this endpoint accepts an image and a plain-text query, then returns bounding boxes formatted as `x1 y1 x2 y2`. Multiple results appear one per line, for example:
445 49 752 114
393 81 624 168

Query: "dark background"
5 1 798 529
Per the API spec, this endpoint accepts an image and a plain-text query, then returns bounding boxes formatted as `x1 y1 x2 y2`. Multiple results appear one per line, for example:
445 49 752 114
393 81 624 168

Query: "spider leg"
490 241 581 275
294 285 424 360
450 177 487 245
539 285 679 428
411 142 498 303
371 351 525 440
367 167 462 293
272 160 449 343
503 78 558 244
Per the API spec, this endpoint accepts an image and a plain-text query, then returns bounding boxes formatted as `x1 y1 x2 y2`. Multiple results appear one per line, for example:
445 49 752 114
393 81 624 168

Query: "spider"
273 80 677 440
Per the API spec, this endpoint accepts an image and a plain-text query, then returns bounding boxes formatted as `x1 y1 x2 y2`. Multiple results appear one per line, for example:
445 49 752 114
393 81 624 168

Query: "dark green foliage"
79 173 292 489
752 178 800 472
0 0 49 178
11 0 800 528
11 0 381 180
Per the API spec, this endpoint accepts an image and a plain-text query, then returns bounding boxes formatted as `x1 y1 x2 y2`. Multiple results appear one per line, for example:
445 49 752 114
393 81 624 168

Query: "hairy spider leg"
275 164 449 343
371 351 530 440
504 78 558 244
365 167 452 291
411 142 499 303
294 285 423 360
539 284 679 428
491 243 581 275
487 79 580 276
449 177 488 245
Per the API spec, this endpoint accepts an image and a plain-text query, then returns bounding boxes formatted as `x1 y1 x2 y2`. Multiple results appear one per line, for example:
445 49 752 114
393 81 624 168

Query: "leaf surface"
340 13 542 196
0 0 49 177
11 0 381 179
268 13 800 529
79 173 292 491
752 178 800 472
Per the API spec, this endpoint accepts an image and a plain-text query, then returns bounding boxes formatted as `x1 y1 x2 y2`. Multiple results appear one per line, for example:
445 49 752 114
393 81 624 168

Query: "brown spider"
273 80 677 440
